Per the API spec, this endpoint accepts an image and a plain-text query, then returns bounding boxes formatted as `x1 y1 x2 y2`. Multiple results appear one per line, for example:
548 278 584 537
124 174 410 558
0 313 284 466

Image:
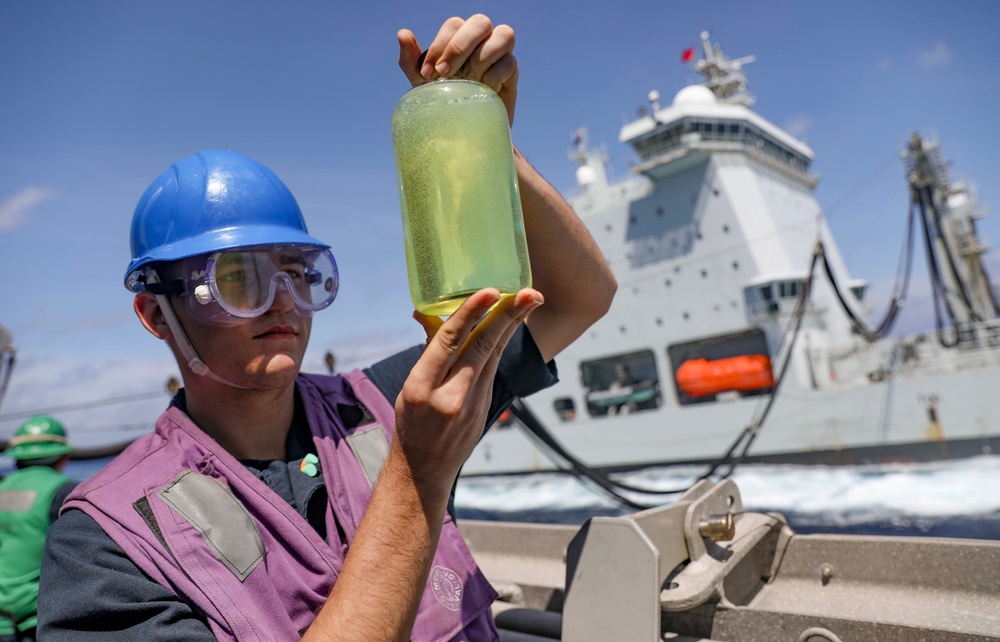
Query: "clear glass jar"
392 78 532 316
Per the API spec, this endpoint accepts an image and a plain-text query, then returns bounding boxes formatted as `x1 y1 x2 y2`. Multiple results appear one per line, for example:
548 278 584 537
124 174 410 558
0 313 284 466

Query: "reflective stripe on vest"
157 471 267 581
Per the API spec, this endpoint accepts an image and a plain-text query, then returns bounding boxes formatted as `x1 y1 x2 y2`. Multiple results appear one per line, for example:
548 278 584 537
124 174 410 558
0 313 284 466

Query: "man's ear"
135 292 172 340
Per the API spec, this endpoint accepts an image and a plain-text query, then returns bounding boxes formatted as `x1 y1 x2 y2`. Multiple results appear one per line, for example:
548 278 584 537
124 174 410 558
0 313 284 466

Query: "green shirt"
0 465 72 634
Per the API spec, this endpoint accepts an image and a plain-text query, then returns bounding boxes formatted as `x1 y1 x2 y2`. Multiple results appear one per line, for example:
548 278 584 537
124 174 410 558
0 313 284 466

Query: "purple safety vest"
62 370 499 641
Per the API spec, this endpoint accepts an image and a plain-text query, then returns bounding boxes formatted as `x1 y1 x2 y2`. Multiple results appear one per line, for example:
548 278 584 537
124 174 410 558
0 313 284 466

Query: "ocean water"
453 455 1000 540
11 454 999 540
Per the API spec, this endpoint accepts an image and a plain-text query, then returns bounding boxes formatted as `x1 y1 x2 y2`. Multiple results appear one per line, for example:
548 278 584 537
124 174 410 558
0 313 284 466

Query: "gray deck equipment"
461 480 1000 641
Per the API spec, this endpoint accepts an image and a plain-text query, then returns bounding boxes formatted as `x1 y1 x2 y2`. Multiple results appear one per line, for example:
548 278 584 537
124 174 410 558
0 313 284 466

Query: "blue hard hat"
124 150 329 292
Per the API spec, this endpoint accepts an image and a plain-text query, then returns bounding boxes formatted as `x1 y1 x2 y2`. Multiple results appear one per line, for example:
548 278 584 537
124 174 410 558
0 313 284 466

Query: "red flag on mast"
681 47 695 63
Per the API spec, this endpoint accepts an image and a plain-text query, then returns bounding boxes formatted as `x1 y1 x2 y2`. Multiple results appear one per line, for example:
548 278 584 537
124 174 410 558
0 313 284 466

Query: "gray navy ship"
463 32 1000 477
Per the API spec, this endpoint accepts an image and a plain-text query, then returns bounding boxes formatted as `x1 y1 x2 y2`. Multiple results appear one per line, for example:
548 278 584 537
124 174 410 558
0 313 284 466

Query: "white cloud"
917 41 956 69
877 58 893 71
783 114 815 139
0 186 54 232
0 350 178 447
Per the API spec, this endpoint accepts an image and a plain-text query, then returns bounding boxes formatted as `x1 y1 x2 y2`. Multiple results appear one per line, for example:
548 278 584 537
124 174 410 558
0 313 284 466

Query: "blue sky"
1 0 998 445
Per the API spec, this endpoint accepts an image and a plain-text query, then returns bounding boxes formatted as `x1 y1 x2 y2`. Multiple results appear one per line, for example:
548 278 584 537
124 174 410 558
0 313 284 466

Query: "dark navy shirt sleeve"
49 480 78 523
365 324 558 432
39 509 217 641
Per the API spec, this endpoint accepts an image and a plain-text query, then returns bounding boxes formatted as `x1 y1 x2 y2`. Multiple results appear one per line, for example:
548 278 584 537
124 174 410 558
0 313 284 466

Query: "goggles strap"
142 277 185 296
145 270 250 390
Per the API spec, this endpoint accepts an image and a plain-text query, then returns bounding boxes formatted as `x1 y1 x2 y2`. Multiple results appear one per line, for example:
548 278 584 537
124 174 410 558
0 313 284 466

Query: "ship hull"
463 355 1000 475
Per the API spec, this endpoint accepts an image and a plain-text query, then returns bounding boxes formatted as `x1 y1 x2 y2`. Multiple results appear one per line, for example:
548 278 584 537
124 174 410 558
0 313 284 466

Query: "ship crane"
905 132 1000 339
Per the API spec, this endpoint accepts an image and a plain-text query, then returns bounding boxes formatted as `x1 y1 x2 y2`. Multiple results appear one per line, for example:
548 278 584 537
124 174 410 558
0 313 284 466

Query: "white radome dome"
576 165 598 187
673 84 717 107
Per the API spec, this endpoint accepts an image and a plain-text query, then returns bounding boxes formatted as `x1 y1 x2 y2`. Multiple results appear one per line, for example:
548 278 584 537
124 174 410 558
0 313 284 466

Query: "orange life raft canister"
675 355 775 398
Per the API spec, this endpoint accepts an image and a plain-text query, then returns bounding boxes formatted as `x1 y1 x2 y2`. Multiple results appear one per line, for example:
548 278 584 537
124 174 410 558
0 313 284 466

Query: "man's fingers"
481 53 517 90
482 53 518 124
413 310 444 343
455 289 543 376
430 14 494 78
470 24 515 78
415 289 501 382
406 15 518 125
420 16 465 79
470 290 539 388
397 29 426 86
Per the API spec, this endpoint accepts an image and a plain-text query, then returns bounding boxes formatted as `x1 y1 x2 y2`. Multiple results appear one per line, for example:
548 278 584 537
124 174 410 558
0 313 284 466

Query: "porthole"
553 397 577 422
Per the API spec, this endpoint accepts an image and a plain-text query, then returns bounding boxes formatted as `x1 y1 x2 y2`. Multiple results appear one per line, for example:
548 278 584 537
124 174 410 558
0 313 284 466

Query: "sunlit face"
169 281 313 390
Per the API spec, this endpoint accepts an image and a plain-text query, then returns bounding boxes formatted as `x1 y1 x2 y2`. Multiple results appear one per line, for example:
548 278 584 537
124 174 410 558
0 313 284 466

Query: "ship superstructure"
464 33 1000 475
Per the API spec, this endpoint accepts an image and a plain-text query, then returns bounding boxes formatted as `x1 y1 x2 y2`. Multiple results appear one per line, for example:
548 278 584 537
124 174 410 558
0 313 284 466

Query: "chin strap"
146 272 250 390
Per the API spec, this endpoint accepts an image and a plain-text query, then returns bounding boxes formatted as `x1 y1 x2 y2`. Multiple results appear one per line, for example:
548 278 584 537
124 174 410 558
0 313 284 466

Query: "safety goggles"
147 245 339 325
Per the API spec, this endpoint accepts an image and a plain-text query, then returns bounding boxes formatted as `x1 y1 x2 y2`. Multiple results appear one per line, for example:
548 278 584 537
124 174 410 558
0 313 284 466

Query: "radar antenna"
693 31 756 107
568 127 610 192
568 128 607 165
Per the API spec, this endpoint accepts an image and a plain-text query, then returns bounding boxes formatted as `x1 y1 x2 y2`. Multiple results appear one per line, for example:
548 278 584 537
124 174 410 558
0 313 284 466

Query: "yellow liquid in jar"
392 80 532 316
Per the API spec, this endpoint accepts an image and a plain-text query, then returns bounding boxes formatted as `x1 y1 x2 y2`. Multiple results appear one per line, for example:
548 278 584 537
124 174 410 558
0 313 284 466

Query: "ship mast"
694 31 757 107
569 127 611 194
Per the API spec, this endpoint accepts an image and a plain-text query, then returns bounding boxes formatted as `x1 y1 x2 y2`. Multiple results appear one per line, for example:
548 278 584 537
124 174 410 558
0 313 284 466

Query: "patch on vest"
0 489 37 512
346 424 389 489
158 471 266 582
430 565 463 611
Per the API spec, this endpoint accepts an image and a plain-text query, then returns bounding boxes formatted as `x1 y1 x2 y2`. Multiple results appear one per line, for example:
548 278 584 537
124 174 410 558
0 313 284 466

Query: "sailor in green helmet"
0 415 77 642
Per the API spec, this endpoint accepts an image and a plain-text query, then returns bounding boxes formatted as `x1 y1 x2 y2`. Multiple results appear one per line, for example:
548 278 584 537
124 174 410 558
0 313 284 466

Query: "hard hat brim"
4 441 74 461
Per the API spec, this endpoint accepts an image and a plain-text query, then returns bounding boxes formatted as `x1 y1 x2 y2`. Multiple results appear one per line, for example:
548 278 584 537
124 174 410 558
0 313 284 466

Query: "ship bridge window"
744 278 804 316
750 284 778 313
778 280 800 299
633 124 685 161
631 118 810 176
581 349 662 418
667 329 774 406
846 279 867 302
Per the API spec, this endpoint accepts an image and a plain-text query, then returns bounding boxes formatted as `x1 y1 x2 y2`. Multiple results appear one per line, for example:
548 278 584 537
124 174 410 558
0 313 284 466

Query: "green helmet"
3 415 74 461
